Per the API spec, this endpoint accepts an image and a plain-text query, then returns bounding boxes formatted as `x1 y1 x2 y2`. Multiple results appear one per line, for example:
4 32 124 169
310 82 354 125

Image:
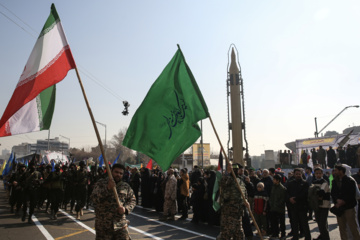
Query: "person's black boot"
28 216 33 224
21 213 26 222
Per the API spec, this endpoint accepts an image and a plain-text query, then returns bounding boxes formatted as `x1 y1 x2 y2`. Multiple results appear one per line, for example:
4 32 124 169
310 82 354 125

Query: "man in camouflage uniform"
61 165 70 210
9 163 26 215
19 161 42 223
91 163 136 240
48 164 65 219
68 163 77 213
39 164 52 212
160 168 177 221
218 163 248 240
74 160 88 220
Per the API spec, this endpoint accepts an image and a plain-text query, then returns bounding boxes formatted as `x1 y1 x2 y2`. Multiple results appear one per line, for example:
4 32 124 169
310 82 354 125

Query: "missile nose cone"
229 48 239 73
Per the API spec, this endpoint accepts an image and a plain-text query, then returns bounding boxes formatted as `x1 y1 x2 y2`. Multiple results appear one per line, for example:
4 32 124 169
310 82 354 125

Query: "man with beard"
331 164 360 239
9 163 26 215
19 161 42 223
91 163 136 240
287 168 311 240
74 160 88 220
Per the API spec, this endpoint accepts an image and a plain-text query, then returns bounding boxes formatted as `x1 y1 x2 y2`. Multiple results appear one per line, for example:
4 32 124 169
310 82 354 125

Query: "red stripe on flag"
0 48 75 136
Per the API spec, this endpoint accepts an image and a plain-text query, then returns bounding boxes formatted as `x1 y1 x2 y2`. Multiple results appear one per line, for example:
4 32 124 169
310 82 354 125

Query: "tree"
109 128 136 164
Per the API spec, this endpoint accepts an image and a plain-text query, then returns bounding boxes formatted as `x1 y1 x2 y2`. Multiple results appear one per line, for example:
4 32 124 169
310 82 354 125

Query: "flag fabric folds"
2 153 14 176
99 154 104 168
51 160 55 172
212 150 223 211
123 46 209 171
0 160 6 175
146 159 153 170
0 4 75 137
113 152 121 165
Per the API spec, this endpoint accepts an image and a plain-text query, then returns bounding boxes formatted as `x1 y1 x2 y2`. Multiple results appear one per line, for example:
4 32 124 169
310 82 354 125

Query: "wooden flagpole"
209 115 263 240
74 67 122 209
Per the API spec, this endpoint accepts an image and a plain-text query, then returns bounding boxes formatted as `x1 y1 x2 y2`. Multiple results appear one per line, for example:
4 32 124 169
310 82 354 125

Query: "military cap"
232 163 243 169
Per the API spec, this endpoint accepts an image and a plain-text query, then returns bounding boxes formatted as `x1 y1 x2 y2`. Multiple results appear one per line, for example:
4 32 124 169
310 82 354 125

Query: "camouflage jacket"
48 171 65 190
75 168 88 185
220 175 247 206
9 171 24 190
41 170 52 189
20 170 42 190
91 177 136 223
164 175 177 200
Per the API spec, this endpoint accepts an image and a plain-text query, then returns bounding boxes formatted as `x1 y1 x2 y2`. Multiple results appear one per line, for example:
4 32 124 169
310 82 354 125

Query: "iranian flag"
0 4 75 137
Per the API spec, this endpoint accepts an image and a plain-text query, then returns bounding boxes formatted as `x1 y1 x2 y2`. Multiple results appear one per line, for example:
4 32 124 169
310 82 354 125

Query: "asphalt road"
0 183 343 240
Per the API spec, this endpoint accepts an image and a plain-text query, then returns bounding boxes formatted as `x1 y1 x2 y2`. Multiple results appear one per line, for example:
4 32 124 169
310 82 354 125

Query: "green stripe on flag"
38 85 56 130
39 3 60 38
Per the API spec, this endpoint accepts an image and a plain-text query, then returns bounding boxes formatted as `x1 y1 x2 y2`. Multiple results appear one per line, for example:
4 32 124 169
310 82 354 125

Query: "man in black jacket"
287 168 311 240
326 146 336 169
331 164 360 239
352 169 360 225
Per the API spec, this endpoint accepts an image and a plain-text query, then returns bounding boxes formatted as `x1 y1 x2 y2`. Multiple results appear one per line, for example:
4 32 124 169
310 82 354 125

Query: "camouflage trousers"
219 203 244 240
163 198 177 216
95 218 131 240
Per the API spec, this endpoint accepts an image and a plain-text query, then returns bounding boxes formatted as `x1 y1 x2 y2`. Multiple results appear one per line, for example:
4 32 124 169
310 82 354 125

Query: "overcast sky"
1 0 360 158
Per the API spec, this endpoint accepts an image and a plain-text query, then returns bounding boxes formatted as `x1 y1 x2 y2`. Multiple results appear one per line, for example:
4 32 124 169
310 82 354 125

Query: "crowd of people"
299 144 360 169
3 156 360 240
3 159 104 222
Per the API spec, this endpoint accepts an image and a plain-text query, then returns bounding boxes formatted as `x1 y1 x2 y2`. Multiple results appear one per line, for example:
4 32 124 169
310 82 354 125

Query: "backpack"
308 184 321 211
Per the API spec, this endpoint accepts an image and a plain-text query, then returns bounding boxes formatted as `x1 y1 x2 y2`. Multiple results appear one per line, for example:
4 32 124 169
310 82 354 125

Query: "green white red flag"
0 4 75 137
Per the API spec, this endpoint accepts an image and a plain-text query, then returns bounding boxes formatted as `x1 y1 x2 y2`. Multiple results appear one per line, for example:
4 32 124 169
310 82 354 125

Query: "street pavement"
0 182 343 240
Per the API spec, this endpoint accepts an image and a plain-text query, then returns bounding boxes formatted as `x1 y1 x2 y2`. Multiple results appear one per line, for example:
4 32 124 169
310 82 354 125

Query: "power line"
0 2 38 35
78 65 126 102
0 3 128 105
0 9 37 38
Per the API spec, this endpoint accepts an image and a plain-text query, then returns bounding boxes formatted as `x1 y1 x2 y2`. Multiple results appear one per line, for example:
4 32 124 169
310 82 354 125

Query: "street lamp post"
95 121 107 153
314 105 359 138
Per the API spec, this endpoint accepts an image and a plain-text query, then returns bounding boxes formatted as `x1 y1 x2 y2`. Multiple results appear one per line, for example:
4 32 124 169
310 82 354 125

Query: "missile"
229 48 244 165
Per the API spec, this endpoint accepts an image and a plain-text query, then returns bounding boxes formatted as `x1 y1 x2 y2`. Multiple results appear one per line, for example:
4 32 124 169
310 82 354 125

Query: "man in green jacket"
269 174 287 240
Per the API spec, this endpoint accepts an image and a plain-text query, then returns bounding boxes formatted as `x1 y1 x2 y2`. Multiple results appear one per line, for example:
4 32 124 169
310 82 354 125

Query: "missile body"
229 48 244 165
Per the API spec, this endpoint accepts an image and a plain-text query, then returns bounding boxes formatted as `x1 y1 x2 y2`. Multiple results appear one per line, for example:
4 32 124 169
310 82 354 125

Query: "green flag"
123 46 209 171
